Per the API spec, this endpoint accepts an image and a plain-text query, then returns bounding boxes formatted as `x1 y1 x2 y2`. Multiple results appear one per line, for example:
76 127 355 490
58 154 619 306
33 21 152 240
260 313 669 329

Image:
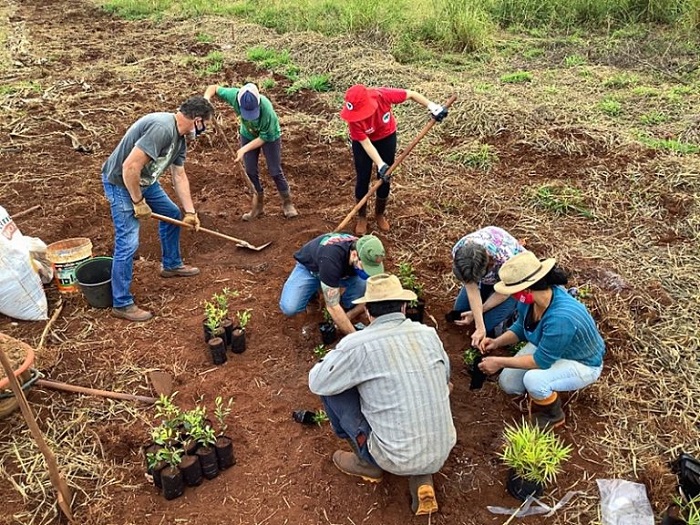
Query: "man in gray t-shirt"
309 273 456 516
101 96 214 322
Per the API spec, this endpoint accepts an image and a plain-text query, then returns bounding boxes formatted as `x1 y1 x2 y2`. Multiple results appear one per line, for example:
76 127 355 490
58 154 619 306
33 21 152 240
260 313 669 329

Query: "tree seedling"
154 393 181 430
462 347 480 366
312 410 329 426
236 309 252 329
204 300 226 335
313 344 328 359
214 396 234 436
397 262 424 304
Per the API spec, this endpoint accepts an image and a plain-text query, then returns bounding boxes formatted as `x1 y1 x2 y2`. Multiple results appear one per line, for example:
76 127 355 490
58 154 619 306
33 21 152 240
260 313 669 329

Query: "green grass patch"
260 78 276 90
598 97 622 116
246 46 300 80
527 183 595 219
638 135 699 154
500 71 532 83
603 73 639 89
0 81 43 96
639 111 668 125
196 32 213 43
447 144 499 171
286 74 332 94
197 51 224 76
563 54 586 67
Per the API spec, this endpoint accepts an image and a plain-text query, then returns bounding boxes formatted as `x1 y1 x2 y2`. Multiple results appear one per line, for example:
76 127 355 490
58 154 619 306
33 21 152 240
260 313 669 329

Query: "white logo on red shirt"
365 127 375 134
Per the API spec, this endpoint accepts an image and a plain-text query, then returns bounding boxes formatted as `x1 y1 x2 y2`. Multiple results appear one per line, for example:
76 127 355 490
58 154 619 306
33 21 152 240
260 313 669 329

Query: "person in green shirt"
204 83 298 220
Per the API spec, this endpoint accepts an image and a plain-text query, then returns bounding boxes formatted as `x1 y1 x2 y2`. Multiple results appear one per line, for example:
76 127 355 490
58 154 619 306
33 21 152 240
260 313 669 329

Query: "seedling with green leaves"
204 300 226 335
154 393 181 429
214 396 234 435
313 344 328 359
500 419 572 485
155 446 183 469
236 309 252 329
672 494 700 525
213 287 239 318
463 347 480 366
397 262 424 302
322 308 333 324
500 71 532 84
192 422 217 448
312 410 329 426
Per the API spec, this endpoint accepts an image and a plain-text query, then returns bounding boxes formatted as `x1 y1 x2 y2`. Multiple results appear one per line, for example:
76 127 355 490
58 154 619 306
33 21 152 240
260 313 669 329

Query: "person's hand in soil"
470 327 486 348
479 337 498 354
454 310 474 326
478 355 502 375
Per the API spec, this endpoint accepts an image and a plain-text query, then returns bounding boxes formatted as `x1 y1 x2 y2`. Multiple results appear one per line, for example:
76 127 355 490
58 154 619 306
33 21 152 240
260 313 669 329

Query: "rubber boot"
375 197 390 232
279 191 298 218
332 439 383 483
531 392 565 429
242 192 264 221
409 474 438 516
354 200 368 236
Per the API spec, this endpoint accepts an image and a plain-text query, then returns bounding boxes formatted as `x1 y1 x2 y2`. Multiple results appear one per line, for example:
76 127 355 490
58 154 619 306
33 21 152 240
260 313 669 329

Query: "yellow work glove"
133 198 152 220
182 211 200 231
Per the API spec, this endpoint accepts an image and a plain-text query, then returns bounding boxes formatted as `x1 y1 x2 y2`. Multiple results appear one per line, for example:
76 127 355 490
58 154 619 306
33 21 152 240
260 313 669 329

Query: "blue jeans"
320 388 379 467
102 175 183 308
279 262 367 316
498 343 603 399
454 284 517 336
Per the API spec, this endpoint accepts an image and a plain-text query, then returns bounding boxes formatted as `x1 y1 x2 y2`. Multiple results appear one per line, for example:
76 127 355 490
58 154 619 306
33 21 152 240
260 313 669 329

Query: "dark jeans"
320 388 379 467
241 136 289 194
453 283 518 337
352 132 397 200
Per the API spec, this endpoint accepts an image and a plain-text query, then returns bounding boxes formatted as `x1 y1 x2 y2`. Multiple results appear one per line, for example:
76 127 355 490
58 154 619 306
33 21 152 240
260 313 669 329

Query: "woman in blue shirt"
479 251 605 429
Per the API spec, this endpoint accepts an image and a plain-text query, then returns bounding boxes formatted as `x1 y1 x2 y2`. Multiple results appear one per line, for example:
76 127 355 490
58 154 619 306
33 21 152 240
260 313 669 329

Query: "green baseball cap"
356 235 385 276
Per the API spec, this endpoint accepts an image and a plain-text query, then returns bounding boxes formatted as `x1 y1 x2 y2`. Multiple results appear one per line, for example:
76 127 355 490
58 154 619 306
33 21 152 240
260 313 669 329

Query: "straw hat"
352 273 417 304
493 251 557 295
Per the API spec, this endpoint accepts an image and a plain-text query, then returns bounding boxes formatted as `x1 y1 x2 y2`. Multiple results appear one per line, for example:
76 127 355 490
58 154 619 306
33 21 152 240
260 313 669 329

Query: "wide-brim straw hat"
494 251 557 295
352 273 417 304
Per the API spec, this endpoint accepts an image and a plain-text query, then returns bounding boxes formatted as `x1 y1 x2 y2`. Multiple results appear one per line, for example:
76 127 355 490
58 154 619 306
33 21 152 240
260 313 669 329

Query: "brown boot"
242 192 264 221
332 450 383 483
354 200 368 236
111 304 153 322
375 197 390 232
531 392 565 429
409 474 438 516
160 265 200 278
279 191 298 218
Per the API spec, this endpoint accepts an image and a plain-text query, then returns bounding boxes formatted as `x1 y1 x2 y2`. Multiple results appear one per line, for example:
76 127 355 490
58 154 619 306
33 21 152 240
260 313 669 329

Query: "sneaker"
160 265 200 278
111 304 153 322
409 474 438 516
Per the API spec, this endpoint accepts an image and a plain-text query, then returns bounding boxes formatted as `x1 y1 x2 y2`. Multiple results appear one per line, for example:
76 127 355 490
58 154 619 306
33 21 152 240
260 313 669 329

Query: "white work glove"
427 101 448 122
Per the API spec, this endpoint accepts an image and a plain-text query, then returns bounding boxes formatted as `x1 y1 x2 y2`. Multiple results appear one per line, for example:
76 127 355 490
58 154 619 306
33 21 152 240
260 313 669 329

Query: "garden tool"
213 118 257 194
152 213 272 251
35 378 158 404
148 370 174 397
335 93 458 233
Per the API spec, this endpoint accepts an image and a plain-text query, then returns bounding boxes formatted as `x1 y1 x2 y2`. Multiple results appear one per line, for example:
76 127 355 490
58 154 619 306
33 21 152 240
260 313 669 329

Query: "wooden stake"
0 345 74 522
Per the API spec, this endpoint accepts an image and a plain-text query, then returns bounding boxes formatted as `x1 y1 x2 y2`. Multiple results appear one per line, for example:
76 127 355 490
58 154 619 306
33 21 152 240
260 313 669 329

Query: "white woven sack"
0 205 48 321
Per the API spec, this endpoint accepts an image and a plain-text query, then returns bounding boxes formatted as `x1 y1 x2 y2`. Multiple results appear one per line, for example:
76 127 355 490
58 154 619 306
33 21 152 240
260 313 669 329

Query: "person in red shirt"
340 84 448 235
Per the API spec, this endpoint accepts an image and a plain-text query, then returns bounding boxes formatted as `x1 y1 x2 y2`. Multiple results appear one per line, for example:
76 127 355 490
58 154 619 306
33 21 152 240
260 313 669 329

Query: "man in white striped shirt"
309 274 456 516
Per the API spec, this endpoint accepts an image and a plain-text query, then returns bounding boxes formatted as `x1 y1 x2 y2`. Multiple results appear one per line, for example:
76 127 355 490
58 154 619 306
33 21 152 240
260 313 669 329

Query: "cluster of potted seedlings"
203 287 251 365
500 419 572 500
145 394 235 500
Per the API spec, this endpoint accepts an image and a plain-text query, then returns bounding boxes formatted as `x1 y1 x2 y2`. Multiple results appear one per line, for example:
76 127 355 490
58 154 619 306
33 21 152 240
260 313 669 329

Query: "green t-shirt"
216 87 281 142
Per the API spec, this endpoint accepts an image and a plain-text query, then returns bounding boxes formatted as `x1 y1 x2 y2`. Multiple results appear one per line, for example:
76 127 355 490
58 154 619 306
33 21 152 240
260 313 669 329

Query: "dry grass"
1 4 699 523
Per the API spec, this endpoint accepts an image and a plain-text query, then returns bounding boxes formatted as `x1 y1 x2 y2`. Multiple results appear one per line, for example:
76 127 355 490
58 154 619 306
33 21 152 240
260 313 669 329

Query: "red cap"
340 84 378 122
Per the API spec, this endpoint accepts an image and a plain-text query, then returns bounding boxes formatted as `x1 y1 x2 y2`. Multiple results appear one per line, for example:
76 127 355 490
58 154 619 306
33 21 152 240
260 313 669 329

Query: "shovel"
152 213 272 251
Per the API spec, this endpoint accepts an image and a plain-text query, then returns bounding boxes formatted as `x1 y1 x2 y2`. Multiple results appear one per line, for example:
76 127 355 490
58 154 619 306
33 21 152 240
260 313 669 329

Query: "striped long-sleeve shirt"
309 313 456 475
510 285 606 369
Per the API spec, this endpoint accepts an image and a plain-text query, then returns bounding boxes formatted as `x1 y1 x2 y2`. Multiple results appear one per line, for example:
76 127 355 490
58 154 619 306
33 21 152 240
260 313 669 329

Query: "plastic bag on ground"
0 205 48 320
597 479 654 525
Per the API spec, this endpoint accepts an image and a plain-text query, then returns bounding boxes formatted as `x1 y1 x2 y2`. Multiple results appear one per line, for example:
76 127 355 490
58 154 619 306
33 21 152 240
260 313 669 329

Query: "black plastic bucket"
75 257 113 308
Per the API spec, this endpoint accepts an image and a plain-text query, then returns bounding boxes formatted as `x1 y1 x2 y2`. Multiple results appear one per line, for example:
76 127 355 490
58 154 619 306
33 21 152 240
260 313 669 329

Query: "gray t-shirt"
102 113 186 187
